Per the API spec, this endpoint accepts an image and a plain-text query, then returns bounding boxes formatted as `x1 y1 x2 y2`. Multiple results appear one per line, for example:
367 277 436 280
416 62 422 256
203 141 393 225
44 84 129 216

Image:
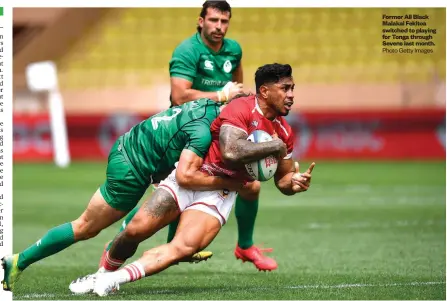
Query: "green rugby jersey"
121 99 220 184
169 33 242 92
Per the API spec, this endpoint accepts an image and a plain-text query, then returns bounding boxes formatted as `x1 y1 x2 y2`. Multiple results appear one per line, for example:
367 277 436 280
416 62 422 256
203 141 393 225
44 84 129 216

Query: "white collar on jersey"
253 96 263 115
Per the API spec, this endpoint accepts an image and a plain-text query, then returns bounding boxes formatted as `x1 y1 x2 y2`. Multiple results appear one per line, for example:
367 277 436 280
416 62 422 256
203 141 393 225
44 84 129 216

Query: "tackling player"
1 99 243 292
107 0 280 271
99 0 245 265
71 63 316 296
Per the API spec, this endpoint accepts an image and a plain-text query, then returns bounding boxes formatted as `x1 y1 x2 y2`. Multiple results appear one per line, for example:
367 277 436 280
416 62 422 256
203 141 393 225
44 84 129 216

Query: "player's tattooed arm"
220 125 287 166
176 149 243 191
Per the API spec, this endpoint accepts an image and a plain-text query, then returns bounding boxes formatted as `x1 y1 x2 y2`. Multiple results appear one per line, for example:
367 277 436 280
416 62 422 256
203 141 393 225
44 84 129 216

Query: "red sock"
102 251 124 272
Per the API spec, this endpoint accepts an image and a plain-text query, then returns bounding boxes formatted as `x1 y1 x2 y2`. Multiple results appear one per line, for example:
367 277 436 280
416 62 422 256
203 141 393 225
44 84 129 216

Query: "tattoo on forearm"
220 125 281 164
143 189 178 218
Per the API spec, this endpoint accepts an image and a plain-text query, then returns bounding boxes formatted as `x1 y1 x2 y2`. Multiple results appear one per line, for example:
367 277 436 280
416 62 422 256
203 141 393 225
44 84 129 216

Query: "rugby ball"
245 130 278 181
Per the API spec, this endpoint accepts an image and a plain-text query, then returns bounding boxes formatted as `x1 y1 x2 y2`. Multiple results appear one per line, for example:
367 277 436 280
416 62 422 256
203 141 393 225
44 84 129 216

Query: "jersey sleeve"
169 43 199 82
182 120 212 158
234 40 243 63
218 100 250 135
226 38 243 63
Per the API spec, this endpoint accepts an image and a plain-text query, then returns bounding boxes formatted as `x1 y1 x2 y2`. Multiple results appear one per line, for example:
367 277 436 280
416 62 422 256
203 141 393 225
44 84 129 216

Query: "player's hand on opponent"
227 180 246 193
291 162 316 193
218 81 244 103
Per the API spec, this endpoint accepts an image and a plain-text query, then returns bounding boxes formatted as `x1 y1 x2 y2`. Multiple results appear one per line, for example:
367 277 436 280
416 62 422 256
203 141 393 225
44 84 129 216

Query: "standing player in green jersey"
1 99 243 292
91 0 245 268
169 1 244 105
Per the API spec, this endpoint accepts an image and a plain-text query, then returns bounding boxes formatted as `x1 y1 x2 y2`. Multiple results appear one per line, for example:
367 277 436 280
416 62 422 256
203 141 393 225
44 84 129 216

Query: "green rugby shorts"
99 138 150 212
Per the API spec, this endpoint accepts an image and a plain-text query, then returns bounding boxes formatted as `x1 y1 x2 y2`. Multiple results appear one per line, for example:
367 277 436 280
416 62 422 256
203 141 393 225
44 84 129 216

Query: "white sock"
97 267 109 274
115 261 146 284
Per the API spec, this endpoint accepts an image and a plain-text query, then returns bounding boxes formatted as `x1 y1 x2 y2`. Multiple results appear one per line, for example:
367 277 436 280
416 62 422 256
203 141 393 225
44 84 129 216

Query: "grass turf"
8 161 446 300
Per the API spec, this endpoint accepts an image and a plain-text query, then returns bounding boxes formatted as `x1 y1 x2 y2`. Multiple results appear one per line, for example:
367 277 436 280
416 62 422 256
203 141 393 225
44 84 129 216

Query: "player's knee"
71 218 101 240
170 240 198 259
240 180 261 200
122 219 150 241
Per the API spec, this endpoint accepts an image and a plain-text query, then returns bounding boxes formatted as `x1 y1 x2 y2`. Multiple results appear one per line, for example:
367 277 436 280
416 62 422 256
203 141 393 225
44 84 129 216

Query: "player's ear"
198 17 204 29
259 85 269 99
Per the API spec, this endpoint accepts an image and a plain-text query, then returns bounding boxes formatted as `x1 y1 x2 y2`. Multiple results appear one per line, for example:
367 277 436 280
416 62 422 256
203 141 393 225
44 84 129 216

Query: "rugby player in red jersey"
73 63 315 296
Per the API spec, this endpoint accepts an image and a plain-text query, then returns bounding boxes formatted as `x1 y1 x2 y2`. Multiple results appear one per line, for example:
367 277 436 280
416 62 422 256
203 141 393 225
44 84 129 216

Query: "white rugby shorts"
158 169 236 226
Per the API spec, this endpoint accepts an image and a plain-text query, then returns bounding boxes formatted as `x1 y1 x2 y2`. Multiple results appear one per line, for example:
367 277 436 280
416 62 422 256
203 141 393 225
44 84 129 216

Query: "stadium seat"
51 7 444 110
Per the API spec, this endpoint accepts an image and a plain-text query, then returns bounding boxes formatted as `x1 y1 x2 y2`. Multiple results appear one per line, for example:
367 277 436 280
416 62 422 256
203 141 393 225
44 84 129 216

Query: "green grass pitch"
9 161 446 300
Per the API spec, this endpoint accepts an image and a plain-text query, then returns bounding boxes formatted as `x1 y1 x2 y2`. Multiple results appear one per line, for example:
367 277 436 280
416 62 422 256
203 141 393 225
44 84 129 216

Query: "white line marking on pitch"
16 281 445 299
286 281 446 289
306 219 444 230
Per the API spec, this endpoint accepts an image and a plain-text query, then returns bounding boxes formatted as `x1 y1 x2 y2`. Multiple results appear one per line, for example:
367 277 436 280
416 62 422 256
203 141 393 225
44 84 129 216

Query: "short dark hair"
197 0 232 33
255 63 293 93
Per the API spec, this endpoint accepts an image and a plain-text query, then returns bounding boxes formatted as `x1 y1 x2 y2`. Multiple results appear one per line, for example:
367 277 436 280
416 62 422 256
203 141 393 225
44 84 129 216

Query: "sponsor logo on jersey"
223 60 232 73
204 60 214 71
251 120 258 128
201 79 226 86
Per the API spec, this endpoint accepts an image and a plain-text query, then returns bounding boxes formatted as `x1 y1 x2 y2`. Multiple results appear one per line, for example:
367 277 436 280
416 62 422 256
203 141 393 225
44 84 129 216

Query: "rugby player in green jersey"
94 0 246 268
169 0 279 271
1 99 244 292
108 0 278 273
169 1 244 105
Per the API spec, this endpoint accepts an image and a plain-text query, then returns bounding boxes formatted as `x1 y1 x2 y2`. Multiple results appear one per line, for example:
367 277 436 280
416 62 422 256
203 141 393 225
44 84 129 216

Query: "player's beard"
280 108 290 117
277 102 291 117
205 29 225 44
271 99 290 117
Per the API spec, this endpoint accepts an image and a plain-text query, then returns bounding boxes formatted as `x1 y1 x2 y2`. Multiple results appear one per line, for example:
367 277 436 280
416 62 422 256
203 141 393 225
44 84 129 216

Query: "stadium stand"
13 8 446 113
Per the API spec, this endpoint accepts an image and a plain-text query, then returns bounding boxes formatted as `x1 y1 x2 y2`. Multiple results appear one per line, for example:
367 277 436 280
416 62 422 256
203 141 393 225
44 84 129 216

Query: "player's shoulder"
224 38 242 51
185 99 220 119
223 38 242 55
182 98 217 112
173 33 203 54
197 98 221 112
225 95 255 113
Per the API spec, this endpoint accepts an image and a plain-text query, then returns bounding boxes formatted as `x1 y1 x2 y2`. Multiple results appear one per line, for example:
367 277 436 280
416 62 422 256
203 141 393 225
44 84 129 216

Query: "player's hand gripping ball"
245 130 278 181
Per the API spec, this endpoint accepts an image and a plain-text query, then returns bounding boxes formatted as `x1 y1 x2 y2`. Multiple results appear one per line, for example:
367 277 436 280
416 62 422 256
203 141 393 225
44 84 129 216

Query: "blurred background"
11 7 446 300
12 7 446 162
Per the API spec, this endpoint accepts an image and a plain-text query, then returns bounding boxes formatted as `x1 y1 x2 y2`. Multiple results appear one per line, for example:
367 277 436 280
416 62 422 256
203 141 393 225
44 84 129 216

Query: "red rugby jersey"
201 95 294 180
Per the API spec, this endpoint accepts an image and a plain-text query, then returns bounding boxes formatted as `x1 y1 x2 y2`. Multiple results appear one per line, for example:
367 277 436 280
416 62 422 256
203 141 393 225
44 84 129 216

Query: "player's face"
267 77 295 117
199 8 230 44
